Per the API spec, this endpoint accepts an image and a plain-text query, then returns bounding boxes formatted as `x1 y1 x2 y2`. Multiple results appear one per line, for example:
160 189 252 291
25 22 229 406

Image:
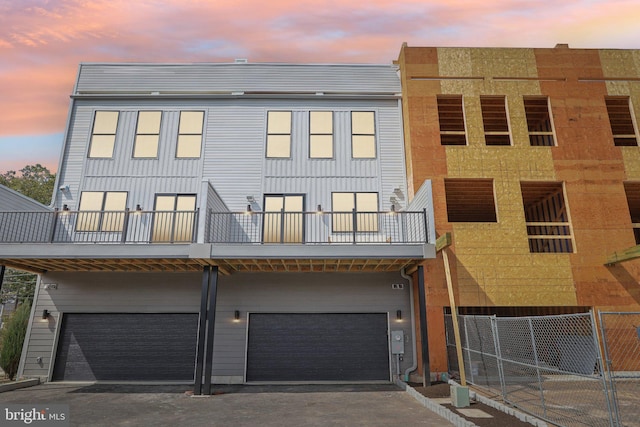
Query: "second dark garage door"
246 313 390 382
52 313 198 381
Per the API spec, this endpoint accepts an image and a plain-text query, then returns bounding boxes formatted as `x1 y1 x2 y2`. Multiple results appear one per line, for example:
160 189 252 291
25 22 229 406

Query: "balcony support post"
417 265 431 387
203 265 218 395
121 208 130 243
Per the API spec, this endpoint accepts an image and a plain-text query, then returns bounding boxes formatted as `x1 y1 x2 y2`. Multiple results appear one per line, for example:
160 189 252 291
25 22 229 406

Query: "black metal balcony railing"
0 210 198 244
207 210 429 244
0 209 430 245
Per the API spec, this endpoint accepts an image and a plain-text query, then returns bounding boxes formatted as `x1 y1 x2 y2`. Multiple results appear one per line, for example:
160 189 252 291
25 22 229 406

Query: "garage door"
246 313 390 382
52 313 198 381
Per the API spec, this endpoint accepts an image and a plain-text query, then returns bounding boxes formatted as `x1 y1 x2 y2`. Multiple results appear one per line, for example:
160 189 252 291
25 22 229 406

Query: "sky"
1 0 639 174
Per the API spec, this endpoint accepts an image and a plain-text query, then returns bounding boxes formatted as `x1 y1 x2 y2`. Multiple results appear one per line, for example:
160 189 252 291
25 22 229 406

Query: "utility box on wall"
391 330 404 354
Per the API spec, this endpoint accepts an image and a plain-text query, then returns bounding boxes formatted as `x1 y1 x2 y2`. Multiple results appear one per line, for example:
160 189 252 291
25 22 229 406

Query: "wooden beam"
606 244 640 266
436 232 452 253
442 247 466 386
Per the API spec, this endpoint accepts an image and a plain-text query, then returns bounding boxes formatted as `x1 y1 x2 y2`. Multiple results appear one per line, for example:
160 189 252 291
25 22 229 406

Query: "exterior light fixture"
396 310 402 321
317 204 323 214
234 310 240 321
42 309 50 320
246 204 252 213
136 204 143 211
62 204 69 211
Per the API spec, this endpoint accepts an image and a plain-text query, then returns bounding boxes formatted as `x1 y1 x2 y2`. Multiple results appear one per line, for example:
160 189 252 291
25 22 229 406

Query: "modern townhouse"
0 61 436 392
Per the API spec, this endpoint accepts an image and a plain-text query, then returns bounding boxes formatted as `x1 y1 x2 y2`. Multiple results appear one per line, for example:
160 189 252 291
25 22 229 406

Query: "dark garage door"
246 313 390 382
52 313 198 381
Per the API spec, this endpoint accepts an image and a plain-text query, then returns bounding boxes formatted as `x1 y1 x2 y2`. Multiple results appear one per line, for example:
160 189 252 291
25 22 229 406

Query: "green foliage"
0 164 56 206
0 302 31 380
1 268 36 306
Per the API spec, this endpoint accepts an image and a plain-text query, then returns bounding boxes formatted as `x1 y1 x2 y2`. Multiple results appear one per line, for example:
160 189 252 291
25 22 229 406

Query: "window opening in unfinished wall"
521 182 573 253
437 95 467 145
623 182 640 245
444 179 497 222
524 97 555 146
605 97 639 146
481 96 511 146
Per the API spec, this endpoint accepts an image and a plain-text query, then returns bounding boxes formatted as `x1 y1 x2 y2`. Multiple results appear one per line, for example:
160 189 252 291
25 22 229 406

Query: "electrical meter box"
391 330 405 354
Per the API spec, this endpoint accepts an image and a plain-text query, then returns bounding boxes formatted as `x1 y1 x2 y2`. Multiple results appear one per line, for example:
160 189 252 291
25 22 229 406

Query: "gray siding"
23 271 413 381
0 185 51 212
75 63 401 95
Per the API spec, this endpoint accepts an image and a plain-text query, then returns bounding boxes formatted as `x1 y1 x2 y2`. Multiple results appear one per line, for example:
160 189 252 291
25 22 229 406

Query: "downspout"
401 267 417 381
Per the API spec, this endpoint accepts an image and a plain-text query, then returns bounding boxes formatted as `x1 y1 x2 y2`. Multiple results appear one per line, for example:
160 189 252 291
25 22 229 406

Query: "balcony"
0 208 433 273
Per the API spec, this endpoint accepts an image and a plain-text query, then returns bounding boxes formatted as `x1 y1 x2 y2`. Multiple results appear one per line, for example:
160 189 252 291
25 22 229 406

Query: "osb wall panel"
438 47 576 307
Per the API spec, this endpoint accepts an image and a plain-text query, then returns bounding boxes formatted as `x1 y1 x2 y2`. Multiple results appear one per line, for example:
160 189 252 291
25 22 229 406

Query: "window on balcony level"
309 111 333 158
624 182 640 245
88 111 119 158
524 97 555 146
605 97 639 146
351 112 376 158
77 191 127 232
332 192 378 232
481 96 511 146
266 111 291 158
133 111 162 158
437 95 467 145
521 182 573 253
444 179 497 222
151 194 196 242
176 111 204 158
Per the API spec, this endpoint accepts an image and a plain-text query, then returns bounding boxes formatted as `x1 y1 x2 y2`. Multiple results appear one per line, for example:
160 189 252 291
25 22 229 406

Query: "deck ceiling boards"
1 257 421 275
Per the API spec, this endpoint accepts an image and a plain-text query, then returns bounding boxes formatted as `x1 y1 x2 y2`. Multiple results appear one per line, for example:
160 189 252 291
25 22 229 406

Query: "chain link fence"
446 313 616 427
599 312 640 427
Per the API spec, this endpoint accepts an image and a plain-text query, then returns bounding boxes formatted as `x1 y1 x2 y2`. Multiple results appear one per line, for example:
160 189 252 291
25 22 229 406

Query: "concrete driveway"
0 383 453 427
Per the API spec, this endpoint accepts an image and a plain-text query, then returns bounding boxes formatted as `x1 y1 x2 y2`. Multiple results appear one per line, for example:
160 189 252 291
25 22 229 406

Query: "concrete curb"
447 380 548 427
396 380 479 427
0 378 40 393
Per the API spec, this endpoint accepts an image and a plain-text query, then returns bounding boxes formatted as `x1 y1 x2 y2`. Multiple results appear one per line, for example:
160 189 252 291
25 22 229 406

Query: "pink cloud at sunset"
0 0 639 173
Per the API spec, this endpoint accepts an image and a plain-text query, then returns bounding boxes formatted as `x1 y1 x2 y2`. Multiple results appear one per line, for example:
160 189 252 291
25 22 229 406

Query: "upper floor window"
444 179 497 222
309 111 333 158
521 182 573 253
481 96 511 146
351 112 376 158
623 182 640 245
133 111 162 158
88 111 119 158
524 97 555 146
266 111 291 158
77 191 127 232
437 96 467 145
332 192 378 232
177 111 204 158
605 97 639 146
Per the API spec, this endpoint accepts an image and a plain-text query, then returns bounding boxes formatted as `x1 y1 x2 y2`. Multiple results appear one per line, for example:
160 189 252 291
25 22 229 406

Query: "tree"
0 302 31 380
0 164 56 206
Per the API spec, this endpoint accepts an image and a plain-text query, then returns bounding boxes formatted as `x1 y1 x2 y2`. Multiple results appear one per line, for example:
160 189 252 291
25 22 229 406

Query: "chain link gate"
446 312 616 427
599 312 640 427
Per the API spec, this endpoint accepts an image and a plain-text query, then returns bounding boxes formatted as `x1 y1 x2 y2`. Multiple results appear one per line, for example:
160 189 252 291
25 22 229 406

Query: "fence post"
595 311 620 427
121 208 130 243
352 209 357 244
491 316 508 402
463 316 474 384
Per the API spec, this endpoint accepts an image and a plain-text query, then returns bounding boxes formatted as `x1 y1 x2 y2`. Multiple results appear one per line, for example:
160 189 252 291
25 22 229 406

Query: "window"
444 179 497 222
332 192 378 232
437 96 467 145
151 194 197 243
605 97 639 146
309 111 333 158
132 111 162 158
524 97 555 146
266 111 291 158
88 111 119 158
177 111 204 158
521 182 573 253
351 112 376 158
77 191 127 232
263 195 304 243
481 96 511 146
623 182 640 244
